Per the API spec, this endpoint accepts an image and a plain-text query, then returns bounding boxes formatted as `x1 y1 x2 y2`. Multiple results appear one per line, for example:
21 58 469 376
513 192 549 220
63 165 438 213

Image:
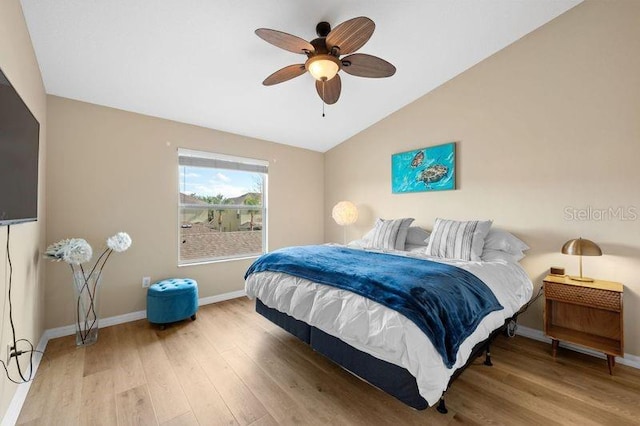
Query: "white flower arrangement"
44 232 132 345
44 238 93 265
107 232 132 253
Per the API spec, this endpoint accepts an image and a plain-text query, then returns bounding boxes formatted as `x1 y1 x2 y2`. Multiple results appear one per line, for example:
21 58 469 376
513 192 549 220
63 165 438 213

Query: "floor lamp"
332 201 358 245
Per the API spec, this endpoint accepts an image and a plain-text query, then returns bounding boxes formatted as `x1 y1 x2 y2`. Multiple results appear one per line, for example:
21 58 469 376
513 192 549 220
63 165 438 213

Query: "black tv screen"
0 67 40 226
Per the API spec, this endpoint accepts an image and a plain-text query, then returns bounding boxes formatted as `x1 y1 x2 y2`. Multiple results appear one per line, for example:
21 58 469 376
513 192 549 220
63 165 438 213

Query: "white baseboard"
515 324 640 369
1 289 246 425
1 332 48 426
198 289 246 306
45 289 247 340
44 309 148 340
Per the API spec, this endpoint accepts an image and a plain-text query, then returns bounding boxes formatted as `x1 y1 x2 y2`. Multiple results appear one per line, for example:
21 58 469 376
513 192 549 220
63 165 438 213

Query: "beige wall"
45 96 324 328
325 1 640 356
0 0 47 418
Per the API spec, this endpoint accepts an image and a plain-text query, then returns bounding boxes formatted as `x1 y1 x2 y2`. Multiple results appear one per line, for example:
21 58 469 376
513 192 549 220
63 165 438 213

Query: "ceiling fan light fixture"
306 55 340 81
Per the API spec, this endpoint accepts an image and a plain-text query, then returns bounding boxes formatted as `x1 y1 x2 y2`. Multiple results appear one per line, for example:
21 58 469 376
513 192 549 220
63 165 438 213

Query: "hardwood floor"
17 297 640 425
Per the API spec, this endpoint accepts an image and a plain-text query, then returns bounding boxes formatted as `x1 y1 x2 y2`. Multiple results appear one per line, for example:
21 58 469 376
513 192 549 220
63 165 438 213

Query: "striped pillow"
426 218 492 261
367 218 414 250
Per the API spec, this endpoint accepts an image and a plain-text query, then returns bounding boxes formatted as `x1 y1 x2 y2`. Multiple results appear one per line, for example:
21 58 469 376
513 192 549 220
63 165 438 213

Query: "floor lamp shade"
561 237 602 282
332 201 358 245
332 201 358 226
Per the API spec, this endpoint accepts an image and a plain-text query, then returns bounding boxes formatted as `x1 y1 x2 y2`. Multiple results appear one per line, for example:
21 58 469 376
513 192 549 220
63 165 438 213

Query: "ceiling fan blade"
326 17 375 55
255 28 315 54
341 54 396 78
315 74 341 105
262 64 307 86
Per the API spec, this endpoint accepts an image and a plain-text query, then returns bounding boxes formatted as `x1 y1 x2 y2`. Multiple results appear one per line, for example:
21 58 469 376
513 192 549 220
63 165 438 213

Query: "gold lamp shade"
561 238 602 282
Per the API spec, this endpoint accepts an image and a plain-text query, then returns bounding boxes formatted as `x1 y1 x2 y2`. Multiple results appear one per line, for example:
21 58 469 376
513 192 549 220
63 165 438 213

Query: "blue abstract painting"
391 142 456 193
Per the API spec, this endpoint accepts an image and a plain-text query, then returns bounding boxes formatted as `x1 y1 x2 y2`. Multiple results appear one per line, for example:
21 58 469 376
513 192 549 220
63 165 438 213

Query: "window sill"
178 254 262 267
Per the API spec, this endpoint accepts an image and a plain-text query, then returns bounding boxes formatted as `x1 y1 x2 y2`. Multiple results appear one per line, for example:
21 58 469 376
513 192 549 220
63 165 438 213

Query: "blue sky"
179 166 261 198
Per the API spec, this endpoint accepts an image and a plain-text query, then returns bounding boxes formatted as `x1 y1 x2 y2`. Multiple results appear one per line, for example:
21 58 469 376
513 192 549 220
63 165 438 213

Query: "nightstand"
543 274 624 374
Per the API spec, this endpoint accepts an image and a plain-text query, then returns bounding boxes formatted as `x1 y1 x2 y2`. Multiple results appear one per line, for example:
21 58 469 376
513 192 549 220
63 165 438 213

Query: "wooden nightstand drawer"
544 281 621 311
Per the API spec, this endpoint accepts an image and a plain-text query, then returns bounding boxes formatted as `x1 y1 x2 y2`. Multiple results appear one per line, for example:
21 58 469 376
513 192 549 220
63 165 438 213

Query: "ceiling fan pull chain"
322 80 326 117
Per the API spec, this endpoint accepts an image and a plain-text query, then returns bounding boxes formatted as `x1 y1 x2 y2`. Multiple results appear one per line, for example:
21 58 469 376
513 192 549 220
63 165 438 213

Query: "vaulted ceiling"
21 0 581 152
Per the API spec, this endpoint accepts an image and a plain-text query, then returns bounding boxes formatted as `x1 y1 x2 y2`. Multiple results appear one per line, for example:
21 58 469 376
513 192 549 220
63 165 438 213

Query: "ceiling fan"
255 17 396 110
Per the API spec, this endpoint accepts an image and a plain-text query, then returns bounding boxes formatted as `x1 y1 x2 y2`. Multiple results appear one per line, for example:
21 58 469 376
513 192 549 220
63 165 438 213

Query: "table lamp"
561 237 602 282
332 201 358 245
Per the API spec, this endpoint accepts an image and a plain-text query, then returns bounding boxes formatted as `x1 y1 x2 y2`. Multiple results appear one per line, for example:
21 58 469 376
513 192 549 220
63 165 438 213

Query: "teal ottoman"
147 278 198 329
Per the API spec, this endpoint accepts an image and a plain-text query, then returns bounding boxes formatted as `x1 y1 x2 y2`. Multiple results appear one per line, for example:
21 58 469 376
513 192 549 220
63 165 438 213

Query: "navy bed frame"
256 298 513 413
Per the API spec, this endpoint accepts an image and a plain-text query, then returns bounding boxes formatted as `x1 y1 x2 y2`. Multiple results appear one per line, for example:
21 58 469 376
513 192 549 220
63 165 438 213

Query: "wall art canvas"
391 142 456 193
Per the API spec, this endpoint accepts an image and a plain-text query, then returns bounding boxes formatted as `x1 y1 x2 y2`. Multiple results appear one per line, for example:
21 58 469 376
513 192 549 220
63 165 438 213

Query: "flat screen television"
0 67 40 226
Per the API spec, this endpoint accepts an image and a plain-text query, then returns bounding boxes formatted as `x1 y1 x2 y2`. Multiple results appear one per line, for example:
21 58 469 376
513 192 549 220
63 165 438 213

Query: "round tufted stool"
147 278 198 329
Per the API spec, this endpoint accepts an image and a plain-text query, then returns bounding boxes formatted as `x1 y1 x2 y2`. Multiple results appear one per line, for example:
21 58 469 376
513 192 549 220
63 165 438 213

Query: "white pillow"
404 244 430 253
405 226 431 247
368 218 414 250
347 225 377 248
483 229 529 259
426 218 492 261
481 248 521 263
347 238 369 248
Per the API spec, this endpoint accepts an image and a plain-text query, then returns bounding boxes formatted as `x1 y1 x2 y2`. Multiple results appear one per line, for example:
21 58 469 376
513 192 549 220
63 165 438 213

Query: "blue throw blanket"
245 245 503 369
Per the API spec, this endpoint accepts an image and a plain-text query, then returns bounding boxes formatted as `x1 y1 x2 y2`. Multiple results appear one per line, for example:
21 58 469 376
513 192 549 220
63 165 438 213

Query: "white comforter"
244 246 533 406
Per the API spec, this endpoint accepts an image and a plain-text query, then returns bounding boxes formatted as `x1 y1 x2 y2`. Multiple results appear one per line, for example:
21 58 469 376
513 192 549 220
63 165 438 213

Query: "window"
178 149 267 265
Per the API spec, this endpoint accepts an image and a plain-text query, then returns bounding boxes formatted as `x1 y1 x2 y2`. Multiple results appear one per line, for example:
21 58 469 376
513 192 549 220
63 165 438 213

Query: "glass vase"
72 270 101 346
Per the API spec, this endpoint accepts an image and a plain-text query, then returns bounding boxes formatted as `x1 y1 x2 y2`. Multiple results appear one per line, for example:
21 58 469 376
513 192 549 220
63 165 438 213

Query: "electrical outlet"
142 276 151 288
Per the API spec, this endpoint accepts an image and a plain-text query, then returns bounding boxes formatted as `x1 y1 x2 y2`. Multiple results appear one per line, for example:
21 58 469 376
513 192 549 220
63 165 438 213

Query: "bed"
244 227 533 412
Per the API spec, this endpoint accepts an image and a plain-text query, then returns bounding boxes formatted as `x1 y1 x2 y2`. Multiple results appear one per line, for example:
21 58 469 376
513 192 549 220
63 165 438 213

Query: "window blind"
178 149 268 174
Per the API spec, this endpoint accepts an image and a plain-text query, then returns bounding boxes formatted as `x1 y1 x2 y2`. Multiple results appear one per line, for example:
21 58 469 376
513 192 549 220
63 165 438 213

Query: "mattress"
245 246 532 406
